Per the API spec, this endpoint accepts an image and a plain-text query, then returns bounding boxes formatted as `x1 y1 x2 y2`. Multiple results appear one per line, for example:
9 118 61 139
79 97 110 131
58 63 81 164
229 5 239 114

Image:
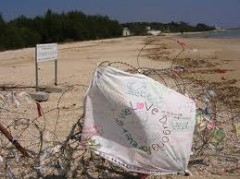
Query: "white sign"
82 66 196 175
36 43 57 62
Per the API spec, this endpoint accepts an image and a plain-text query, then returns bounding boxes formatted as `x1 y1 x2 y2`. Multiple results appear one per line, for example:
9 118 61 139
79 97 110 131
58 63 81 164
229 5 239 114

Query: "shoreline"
163 29 240 39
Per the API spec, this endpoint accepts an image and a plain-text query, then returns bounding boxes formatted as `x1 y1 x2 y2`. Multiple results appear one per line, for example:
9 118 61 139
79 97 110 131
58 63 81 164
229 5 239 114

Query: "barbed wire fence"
0 36 240 178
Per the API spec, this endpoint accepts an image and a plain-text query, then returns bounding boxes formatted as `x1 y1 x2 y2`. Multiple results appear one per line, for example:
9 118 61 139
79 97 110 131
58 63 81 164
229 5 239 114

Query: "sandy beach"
1 36 240 178
0 36 240 87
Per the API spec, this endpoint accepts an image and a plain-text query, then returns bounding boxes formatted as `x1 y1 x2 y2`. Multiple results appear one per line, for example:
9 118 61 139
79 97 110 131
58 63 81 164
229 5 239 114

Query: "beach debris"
1 37 240 177
204 106 214 118
192 48 199 52
0 155 3 163
217 69 227 80
174 65 185 72
0 91 34 109
205 89 216 97
13 149 20 163
140 173 149 179
211 128 226 145
196 108 212 131
5 92 20 108
196 109 204 124
207 120 216 130
82 66 196 175
232 123 240 135
214 128 226 140
0 94 5 108
217 69 227 74
36 102 43 117
177 39 186 47
86 139 101 149
28 91 49 102
19 92 33 104
7 165 16 179
202 89 216 103
37 145 62 175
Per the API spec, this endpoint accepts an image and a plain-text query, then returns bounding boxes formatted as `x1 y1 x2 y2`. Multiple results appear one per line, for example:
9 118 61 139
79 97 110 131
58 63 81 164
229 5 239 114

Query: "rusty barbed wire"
0 36 240 178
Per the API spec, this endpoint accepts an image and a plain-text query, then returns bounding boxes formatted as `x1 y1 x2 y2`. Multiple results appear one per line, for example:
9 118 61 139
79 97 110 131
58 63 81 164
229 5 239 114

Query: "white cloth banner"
82 66 196 175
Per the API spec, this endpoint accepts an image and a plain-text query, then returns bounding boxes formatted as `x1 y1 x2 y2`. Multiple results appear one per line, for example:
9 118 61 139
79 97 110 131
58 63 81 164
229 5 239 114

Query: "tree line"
0 10 122 51
0 10 215 51
122 21 215 35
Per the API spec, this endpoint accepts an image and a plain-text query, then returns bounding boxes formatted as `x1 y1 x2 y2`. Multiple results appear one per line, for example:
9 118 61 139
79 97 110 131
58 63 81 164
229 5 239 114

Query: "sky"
0 0 240 28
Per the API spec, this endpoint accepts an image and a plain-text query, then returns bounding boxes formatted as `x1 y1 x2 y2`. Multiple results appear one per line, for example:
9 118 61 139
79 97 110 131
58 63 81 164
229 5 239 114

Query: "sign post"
35 43 58 91
55 59 58 86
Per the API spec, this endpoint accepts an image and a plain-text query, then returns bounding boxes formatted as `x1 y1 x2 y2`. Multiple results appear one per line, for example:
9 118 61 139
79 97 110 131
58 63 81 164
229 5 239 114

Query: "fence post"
0 122 30 157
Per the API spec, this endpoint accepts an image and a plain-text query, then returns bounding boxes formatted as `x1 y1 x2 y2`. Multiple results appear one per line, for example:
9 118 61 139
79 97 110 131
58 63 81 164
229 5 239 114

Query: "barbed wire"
0 36 240 178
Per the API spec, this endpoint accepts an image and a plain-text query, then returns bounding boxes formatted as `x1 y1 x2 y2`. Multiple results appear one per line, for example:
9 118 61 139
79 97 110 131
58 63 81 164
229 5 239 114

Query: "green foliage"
0 9 215 51
0 10 123 51
123 22 148 36
122 21 215 35
195 23 215 31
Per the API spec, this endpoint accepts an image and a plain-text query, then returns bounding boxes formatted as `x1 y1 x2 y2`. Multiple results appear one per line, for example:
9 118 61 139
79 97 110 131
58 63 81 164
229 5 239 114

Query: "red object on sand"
218 69 227 74
177 39 186 46
36 102 42 117
207 120 216 130
140 174 149 179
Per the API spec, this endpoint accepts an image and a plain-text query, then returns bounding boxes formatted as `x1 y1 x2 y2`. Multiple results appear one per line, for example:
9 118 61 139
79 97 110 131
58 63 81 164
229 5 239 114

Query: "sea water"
183 29 240 39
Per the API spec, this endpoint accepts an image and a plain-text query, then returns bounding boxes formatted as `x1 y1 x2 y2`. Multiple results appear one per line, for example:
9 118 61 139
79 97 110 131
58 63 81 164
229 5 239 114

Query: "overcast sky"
0 0 240 28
